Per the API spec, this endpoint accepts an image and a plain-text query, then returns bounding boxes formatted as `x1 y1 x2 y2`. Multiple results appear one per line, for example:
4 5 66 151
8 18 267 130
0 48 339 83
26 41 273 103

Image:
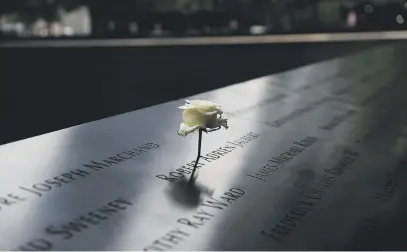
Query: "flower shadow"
165 175 214 209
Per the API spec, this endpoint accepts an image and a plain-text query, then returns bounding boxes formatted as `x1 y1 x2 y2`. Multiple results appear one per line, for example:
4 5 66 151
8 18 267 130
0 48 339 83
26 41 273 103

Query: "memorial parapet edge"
1 43 407 250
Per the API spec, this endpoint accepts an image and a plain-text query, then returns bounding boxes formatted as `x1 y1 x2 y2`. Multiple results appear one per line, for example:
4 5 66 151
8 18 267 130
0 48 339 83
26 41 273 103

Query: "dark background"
0 41 388 145
0 0 405 144
2 0 407 38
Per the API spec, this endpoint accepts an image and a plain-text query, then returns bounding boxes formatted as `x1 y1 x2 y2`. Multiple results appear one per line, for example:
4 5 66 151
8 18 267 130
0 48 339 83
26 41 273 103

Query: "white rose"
177 100 229 137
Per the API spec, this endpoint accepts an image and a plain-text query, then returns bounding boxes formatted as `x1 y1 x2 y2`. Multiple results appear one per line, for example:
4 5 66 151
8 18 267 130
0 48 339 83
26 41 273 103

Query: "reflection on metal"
1 43 407 250
2 31 407 48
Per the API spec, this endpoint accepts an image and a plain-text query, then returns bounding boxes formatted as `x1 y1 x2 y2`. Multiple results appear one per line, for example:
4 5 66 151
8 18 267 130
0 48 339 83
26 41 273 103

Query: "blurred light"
347 11 357 27
60 6 91 36
63 27 74 36
107 21 115 31
15 22 24 35
50 22 63 37
229 19 239 30
397 15 404 24
151 23 163 36
404 2 407 10
33 18 48 37
365 4 374 14
38 29 48 37
250 25 266 35
129 22 138 34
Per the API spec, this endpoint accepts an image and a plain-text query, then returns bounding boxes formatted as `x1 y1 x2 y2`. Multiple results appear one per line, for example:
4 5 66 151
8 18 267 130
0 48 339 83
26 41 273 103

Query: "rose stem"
190 128 203 181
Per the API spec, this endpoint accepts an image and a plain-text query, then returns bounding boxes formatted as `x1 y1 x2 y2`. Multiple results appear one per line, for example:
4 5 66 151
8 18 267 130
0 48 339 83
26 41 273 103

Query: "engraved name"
319 109 357 131
156 132 260 183
14 197 133 251
260 150 359 242
245 136 318 182
142 188 245 251
0 143 159 212
373 154 407 203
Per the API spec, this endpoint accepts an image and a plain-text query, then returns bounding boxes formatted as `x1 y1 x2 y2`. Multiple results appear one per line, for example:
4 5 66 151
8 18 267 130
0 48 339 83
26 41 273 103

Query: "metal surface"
2 31 407 48
1 43 407 250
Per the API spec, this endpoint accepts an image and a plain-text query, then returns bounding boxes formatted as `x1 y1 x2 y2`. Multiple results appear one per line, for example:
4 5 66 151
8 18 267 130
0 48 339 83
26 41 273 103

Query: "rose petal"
217 118 229 129
177 99 228 136
186 100 223 114
182 108 207 127
178 105 194 110
177 123 202 136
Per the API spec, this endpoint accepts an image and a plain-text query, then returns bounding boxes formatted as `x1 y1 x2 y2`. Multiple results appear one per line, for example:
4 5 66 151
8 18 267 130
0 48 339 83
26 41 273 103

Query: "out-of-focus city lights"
347 11 357 28
129 22 139 34
396 14 404 24
250 25 266 35
1 0 407 40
